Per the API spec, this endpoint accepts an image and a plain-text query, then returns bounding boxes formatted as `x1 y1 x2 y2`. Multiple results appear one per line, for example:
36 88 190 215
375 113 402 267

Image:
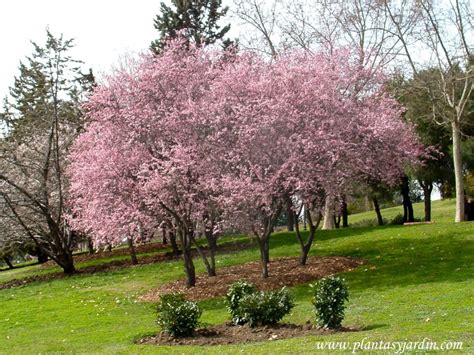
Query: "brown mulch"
140 256 366 302
138 322 361 346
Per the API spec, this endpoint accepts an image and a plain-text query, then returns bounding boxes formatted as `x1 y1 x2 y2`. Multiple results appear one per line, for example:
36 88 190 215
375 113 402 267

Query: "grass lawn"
0 199 472 353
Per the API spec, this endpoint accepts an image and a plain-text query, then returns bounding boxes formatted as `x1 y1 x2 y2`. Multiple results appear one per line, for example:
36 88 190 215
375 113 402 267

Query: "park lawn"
0 199 472 353
348 198 456 225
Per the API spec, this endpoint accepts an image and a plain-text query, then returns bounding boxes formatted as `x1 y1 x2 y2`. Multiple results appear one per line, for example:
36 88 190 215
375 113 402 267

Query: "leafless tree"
232 0 281 57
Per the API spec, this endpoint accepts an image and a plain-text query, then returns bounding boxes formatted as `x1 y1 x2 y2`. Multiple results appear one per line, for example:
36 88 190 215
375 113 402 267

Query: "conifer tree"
150 0 231 53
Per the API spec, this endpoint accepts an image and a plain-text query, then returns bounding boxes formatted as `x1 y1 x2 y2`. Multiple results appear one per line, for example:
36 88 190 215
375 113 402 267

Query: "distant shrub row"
350 213 422 228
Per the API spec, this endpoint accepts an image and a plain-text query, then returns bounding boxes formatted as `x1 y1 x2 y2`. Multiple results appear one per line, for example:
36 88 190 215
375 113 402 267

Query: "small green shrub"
156 293 201 337
311 276 349 329
390 213 405 225
350 218 388 228
225 281 257 325
238 287 295 327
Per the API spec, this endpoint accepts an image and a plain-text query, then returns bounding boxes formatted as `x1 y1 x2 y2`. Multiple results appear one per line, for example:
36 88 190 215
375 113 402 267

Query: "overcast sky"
0 0 238 100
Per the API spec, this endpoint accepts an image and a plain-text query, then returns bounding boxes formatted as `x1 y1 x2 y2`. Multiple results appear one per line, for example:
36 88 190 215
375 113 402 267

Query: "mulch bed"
140 256 366 301
138 322 361 346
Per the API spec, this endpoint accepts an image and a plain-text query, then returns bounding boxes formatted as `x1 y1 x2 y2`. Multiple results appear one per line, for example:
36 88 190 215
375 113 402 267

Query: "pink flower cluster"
67 39 423 247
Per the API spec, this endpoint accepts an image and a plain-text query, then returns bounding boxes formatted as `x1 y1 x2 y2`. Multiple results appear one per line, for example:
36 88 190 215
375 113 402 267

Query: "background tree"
383 0 473 222
151 0 232 53
390 71 455 221
0 31 93 274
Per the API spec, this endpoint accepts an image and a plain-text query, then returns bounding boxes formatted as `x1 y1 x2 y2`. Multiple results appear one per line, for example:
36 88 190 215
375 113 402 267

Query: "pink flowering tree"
270 50 424 265
68 40 223 286
204 49 423 274
68 38 424 283
67 117 156 264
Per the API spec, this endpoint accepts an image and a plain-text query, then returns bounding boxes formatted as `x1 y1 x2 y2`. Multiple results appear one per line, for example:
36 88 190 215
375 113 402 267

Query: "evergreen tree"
150 0 231 53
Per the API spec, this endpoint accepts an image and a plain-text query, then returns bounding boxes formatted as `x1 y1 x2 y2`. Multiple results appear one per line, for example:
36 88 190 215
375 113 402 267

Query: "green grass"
0 199 472 353
348 198 456 225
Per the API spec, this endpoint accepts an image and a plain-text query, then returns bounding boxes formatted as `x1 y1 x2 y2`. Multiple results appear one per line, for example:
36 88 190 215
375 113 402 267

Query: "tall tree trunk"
401 176 414 223
161 226 168 244
59 252 76 274
168 229 180 257
452 121 465 222
322 196 335 230
420 180 433 222
258 237 270 278
127 237 138 265
179 228 196 287
255 208 280 278
341 196 348 228
286 196 294 232
373 197 384 226
191 235 216 277
36 246 48 264
295 207 321 265
87 237 95 255
182 246 196 287
3 257 14 269
204 230 217 277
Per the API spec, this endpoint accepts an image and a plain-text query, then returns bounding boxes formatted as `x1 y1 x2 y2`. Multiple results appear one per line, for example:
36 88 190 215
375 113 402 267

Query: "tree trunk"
286 196 294 232
420 180 433 222
258 237 270 278
168 229 180 257
192 234 216 277
373 197 384 226
295 208 321 266
322 196 335 230
87 237 95 255
452 121 465 222
401 176 414 223
161 227 168 244
341 196 348 228
59 252 76 274
3 257 14 269
182 246 196 287
36 246 48 264
204 231 217 277
297 224 315 265
179 228 196 287
127 237 138 265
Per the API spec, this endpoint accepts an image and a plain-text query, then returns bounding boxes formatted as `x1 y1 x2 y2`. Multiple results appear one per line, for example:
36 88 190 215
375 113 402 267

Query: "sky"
0 0 230 100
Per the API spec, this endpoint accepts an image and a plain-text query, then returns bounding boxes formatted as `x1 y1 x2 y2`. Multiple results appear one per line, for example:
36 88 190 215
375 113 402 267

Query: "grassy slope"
348 198 456 225
0 199 472 354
